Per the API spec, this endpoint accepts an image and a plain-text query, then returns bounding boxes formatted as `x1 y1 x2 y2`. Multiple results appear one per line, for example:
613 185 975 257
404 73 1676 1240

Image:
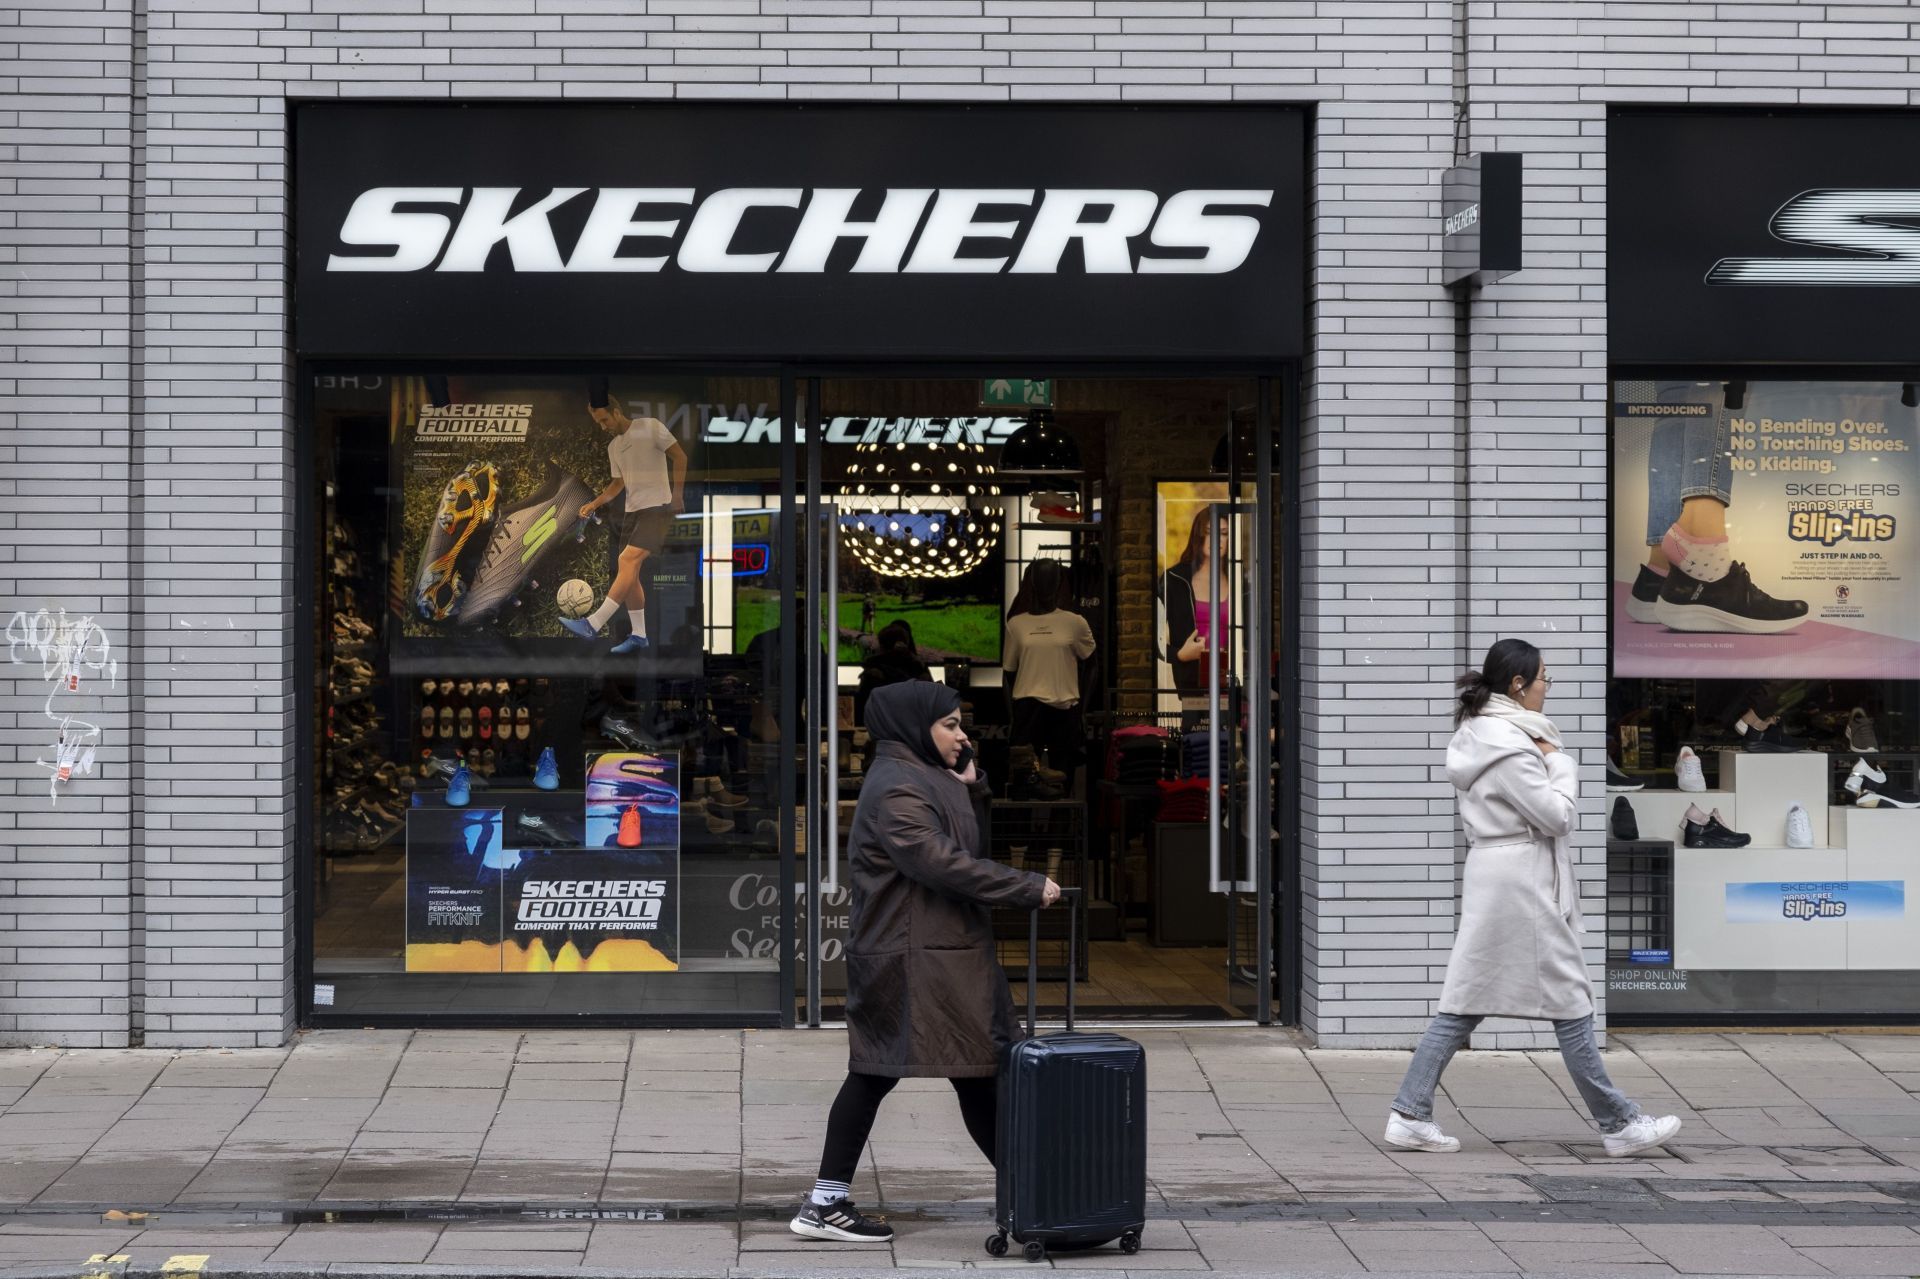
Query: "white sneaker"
1674 746 1705 793
1603 1113 1682 1158
1785 802 1813 849
1384 1111 1460 1153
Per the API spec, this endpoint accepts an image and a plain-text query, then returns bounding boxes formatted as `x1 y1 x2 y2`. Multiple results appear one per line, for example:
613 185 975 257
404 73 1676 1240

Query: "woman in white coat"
1384 639 1683 1159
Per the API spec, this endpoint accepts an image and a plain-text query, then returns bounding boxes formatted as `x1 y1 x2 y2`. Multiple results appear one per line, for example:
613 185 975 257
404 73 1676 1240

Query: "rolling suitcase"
987 888 1147 1264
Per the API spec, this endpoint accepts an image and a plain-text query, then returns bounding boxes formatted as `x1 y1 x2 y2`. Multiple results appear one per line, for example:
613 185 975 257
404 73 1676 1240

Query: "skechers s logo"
1707 189 1920 285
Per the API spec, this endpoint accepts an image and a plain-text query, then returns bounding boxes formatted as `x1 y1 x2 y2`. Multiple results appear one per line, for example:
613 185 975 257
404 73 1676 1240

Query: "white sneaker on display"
1785 802 1813 849
1603 1114 1683 1158
1674 746 1705 793
1383 1111 1460 1153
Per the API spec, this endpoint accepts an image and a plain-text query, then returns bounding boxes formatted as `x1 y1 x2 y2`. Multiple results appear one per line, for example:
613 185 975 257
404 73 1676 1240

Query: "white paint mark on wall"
5 608 118 803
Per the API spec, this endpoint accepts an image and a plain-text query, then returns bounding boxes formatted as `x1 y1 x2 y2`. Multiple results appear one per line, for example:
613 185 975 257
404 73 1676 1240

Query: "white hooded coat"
1437 714 1594 1021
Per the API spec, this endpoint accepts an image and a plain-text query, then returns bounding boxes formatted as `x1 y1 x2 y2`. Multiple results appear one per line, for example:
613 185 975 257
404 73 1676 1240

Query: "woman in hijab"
790 680 1062 1244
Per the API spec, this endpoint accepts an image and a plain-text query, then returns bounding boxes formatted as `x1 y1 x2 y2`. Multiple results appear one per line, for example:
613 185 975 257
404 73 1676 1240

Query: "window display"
312 371 787 1018
1606 378 1920 1020
311 372 1286 1024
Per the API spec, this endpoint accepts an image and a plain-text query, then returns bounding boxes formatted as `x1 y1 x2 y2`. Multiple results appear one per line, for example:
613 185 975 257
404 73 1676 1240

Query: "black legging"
817 1072 997 1183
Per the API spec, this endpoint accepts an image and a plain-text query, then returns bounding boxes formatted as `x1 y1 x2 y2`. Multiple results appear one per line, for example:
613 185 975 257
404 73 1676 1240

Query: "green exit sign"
982 378 1052 409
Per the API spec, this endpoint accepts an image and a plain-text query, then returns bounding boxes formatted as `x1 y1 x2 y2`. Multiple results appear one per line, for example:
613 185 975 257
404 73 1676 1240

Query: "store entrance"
796 377 1288 1023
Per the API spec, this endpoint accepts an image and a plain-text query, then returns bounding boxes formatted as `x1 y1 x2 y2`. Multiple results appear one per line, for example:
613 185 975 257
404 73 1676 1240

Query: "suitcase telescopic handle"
1026 886 1082 1036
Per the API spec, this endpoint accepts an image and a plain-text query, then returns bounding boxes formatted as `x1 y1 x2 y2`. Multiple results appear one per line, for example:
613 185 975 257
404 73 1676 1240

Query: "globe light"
840 439 1003 580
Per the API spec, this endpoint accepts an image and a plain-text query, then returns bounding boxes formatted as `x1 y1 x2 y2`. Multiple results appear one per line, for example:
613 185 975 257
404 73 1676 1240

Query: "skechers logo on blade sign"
1708 189 1920 285
325 187 1276 275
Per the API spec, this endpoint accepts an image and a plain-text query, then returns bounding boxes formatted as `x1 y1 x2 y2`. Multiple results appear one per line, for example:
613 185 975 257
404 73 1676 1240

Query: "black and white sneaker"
1654 561 1808 635
513 811 579 847
1626 565 1665 624
1848 758 1920 809
599 710 649 752
1683 803 1750 849
1606 757 1644 792
790 1197 894 1243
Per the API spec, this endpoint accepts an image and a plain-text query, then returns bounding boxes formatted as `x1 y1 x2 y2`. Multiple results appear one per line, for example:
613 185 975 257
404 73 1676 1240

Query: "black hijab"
865 679 961 770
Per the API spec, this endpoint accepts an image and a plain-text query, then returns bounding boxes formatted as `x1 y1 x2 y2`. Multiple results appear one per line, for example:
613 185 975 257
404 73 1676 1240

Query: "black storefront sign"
294 104 1306 363
1610 110 1920 365
1440 152 1521 288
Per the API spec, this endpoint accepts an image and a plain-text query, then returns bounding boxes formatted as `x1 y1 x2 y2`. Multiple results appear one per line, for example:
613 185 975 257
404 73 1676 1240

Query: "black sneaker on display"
1742 721 1807 754
789 1198 893 1243
599 710 649 752
1654 561 1808 635
1610 796 1639 841
1626 565 1665 624
1606 757 1644 793
1683 804 1751 849
513 812 580 847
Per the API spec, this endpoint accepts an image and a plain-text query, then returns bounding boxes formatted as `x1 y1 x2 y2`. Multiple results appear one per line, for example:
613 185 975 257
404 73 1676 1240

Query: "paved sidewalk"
0 1029 1917 1275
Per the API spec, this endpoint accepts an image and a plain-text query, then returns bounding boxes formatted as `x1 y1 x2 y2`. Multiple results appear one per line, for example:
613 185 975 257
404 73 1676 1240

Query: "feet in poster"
405 751 681 974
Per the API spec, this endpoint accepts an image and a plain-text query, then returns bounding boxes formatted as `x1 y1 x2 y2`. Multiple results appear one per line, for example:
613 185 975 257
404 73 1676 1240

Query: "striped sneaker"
790 1197 893 1243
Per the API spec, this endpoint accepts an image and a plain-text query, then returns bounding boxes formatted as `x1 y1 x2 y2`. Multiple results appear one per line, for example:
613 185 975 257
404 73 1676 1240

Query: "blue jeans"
1644 405 1735 546
1391 1014 1640 1134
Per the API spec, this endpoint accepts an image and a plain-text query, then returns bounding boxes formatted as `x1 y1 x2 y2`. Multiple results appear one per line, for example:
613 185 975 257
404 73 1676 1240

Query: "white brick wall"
5 0 1915 1046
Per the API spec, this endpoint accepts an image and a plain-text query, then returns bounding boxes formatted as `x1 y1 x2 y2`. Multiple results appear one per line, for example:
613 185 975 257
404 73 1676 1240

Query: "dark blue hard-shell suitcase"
987 889 1147 1263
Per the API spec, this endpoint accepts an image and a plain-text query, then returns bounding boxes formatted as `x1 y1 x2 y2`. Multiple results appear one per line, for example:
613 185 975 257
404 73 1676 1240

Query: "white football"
555 578 595 618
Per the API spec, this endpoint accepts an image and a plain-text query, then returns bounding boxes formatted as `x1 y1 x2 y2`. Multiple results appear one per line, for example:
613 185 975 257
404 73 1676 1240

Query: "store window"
310 371 789 1019
1607 378 1920 1019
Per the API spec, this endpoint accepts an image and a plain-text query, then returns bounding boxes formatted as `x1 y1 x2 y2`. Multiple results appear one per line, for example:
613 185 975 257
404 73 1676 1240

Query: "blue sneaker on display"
609 634 650 655
534 747 559 791
446 764 472 807
559 617 599 639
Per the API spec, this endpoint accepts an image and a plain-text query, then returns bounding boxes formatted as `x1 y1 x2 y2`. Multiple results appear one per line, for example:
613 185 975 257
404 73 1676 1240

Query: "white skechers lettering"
325 186 1276 275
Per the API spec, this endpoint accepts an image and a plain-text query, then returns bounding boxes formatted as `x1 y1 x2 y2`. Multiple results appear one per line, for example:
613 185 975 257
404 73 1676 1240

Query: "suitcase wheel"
1120 1231 1142 1255
1023 1240 1047 1263
984 1233 1009 1258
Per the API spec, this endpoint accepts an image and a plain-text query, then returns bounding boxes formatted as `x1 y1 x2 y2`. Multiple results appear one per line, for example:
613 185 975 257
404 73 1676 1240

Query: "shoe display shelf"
1667 749 1920 971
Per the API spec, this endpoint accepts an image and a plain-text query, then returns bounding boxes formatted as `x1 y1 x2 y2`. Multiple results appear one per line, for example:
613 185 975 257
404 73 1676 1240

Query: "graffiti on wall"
5 608 117 803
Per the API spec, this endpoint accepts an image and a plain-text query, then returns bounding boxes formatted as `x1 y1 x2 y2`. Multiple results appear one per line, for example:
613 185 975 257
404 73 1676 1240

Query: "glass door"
797 375 1282 1024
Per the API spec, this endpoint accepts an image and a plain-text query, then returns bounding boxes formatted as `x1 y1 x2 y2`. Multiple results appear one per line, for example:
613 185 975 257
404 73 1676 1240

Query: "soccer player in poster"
563 391 687 654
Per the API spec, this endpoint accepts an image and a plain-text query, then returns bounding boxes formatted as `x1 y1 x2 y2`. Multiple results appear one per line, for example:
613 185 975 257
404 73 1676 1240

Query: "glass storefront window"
1607 378 1920 1019
308 371 1290 1025
311 371 789 1019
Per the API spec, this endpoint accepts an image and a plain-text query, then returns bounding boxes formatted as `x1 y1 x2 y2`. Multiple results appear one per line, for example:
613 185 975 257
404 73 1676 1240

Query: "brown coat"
845 741 1049 1077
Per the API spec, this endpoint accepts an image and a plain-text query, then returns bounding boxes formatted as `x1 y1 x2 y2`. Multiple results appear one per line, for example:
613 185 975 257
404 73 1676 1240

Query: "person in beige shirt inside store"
1002 558 1096 793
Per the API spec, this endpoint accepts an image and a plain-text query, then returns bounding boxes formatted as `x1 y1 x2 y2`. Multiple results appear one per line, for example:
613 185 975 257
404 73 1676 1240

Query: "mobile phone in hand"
953 745 975 774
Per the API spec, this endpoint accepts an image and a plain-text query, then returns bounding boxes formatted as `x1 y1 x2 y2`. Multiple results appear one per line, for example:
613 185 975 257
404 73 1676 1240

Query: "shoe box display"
323 518 405 855
415 676 544 784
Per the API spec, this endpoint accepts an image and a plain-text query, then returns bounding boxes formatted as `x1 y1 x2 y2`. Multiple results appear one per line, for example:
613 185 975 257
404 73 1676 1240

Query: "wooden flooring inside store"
316 852 1247 1017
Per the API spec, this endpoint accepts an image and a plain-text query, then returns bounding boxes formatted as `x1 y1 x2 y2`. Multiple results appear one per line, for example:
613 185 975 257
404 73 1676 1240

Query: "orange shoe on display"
618 803 642 848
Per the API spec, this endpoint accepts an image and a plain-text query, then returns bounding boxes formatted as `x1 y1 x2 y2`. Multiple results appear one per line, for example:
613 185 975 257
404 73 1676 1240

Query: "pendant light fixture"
840 439 1004 580
998 410 1082 476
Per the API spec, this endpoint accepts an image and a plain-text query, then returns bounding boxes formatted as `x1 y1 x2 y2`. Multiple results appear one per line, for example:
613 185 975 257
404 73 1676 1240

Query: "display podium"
1652 749 1916 971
